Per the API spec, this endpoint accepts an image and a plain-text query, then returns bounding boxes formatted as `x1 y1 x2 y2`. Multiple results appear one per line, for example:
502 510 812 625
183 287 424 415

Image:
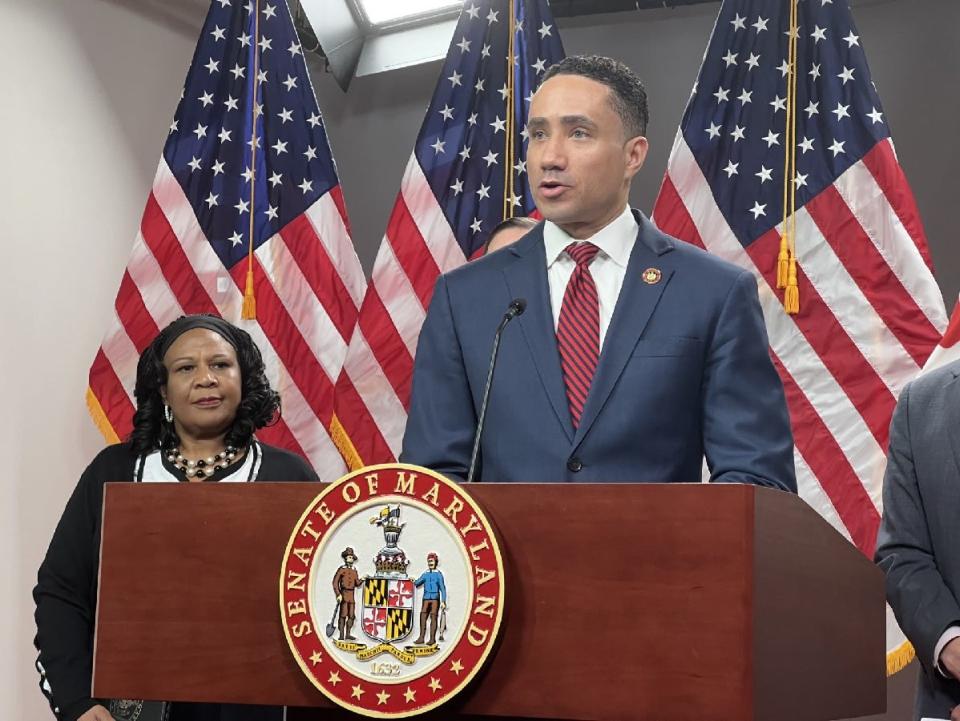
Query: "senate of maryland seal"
280 464 505 717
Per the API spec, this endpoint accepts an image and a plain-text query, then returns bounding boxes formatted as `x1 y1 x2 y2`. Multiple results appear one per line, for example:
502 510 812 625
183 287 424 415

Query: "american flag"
331 0 565 467
86 0 365 479
651 0 946 672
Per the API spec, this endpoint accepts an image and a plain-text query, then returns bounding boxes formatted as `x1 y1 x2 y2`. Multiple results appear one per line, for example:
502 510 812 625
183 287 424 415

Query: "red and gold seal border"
279 464 505 718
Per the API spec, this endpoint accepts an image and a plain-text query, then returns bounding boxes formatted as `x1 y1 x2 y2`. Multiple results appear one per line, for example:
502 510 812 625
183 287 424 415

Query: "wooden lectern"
94 483 884 720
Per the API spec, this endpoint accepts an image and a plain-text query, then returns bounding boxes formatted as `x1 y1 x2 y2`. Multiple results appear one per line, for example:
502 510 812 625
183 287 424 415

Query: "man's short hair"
541 55 649 138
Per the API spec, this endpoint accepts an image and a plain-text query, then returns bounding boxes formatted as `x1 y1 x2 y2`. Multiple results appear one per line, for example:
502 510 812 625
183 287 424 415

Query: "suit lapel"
573 214 675 448
502 229 574 442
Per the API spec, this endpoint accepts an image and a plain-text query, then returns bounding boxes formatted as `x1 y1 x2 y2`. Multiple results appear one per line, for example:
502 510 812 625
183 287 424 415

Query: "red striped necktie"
556 242 601 429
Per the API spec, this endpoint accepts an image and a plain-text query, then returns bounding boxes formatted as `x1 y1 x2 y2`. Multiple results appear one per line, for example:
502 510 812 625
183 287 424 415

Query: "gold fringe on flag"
86 387 121 445
887 639 915 676
329 413 365 471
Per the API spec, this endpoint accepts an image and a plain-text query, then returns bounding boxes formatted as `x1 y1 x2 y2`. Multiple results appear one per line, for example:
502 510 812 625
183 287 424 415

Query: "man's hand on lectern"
79 705 113 721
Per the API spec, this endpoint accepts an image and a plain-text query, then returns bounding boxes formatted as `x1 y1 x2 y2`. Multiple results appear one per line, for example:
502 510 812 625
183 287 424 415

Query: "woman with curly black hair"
33 315 319 721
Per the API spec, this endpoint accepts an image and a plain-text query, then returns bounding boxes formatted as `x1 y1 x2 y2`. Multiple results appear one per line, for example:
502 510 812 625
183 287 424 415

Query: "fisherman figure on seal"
413 552 447 646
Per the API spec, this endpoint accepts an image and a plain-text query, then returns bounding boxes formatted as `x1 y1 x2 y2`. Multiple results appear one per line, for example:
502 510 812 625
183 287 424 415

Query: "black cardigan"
33 442 319 721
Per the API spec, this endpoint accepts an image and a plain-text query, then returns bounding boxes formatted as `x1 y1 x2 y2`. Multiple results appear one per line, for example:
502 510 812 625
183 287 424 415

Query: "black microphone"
466 298 526 483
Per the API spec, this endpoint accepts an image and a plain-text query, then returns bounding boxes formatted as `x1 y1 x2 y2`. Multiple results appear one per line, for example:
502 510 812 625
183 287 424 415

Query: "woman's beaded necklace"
165 445 238 479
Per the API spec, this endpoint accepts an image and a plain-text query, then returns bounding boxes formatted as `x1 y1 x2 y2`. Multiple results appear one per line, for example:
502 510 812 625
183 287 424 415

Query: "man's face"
428 557 437 570
526 74 647 239
345 555 355 566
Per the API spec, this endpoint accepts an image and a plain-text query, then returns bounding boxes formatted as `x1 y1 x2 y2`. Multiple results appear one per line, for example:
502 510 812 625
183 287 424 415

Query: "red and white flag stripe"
332 154 468 468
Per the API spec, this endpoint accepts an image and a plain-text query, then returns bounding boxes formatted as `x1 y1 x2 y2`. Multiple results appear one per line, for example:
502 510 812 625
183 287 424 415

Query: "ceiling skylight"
353 0 464 28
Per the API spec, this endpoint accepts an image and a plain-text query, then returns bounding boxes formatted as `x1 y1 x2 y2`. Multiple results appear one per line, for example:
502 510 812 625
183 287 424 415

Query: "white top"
542 205 639 350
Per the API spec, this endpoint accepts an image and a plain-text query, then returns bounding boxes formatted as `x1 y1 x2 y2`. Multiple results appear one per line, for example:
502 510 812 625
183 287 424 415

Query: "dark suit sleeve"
702 271 797 492
400 274 477 482
875 382 960 675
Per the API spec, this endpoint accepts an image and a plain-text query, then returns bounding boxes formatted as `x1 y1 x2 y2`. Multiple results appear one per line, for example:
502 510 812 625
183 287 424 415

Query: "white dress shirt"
543 205 639 350
935 626 960 677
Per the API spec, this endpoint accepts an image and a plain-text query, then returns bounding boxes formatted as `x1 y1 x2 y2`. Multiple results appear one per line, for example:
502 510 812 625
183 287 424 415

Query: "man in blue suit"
401 55 796 492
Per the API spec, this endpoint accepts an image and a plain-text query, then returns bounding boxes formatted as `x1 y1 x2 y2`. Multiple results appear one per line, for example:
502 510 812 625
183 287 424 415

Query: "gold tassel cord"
502 0 516 222
778 0 801 314
777 0 796 291
777 69 791 296
241 0 262 320
504 0 515 220
784 0 800 314
776 1 793 291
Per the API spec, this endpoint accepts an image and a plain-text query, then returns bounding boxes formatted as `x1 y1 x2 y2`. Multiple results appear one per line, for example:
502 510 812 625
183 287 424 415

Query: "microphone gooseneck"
466 298 526 483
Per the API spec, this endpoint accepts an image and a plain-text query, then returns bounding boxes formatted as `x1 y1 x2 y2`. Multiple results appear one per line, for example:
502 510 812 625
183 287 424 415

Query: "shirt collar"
543 206 639 268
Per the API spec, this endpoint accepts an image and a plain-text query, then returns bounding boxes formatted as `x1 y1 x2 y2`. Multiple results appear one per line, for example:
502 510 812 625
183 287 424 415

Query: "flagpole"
242 0 262 320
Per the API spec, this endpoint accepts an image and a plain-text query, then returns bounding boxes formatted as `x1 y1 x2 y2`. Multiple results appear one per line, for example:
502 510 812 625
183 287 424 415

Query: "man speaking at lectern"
401 55 796 492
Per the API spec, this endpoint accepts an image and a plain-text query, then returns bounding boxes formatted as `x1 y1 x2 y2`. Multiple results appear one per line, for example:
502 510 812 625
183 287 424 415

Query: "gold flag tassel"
778 0 801 314
241 0 262 320
241 265 257 319
776 238 790 289
785 256 799 314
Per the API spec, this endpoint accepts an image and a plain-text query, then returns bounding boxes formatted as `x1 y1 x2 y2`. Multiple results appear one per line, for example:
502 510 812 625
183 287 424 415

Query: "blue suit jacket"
400 211 796 491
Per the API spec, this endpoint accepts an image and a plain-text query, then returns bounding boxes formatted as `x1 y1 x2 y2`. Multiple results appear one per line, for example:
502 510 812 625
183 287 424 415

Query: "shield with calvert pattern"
362 577 414 643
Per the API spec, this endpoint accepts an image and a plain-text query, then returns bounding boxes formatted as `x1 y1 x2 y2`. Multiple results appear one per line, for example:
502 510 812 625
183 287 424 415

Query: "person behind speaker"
400 55 795 490
484 216 539 255
33 315 319 721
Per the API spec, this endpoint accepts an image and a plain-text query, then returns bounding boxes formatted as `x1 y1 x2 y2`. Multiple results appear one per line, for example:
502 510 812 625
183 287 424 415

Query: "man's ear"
624 135 649 181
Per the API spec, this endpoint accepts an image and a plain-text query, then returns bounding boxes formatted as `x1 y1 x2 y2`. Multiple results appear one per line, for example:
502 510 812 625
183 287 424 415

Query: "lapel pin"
642 267 662 285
